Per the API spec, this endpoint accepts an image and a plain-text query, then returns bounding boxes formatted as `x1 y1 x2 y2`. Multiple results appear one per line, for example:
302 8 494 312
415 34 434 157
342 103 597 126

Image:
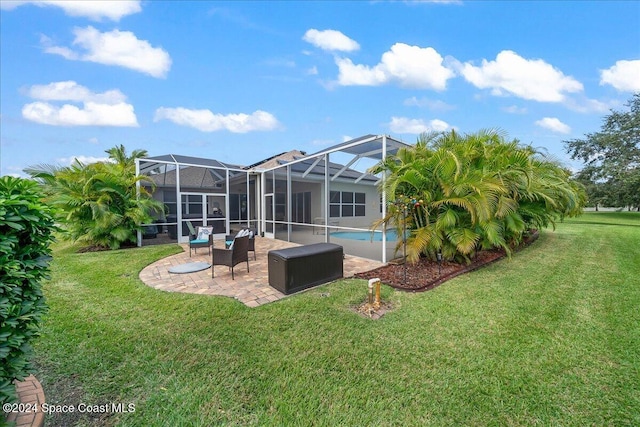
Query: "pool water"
330 230 399 242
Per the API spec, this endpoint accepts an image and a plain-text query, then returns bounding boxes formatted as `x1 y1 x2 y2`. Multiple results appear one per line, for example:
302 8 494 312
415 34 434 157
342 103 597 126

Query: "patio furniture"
226 227 257 260
167 214 226 240
268 243 343 294
312 217 325 235
312 218 339 235
212 235 250 280
187 222 213 257
142 224 158 239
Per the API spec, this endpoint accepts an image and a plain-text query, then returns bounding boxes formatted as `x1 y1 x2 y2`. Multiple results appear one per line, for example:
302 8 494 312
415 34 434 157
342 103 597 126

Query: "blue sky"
1 0 639 177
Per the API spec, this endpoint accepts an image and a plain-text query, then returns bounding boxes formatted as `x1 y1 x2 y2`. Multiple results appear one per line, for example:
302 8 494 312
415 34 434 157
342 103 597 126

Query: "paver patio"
139 237 384 307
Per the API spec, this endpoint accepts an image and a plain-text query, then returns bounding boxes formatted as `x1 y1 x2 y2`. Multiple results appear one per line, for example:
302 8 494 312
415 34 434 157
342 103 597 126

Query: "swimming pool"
330 230 399 242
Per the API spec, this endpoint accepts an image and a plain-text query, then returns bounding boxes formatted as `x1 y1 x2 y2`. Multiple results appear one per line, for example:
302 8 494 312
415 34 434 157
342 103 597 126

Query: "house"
137 134 411 262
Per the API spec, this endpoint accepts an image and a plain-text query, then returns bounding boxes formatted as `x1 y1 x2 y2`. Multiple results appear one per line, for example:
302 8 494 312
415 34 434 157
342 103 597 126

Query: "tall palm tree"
105 144 148 172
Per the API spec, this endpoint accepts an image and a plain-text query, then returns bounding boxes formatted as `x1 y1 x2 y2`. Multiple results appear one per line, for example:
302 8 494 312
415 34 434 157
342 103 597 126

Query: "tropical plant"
24 145 163 249
371 130 585 263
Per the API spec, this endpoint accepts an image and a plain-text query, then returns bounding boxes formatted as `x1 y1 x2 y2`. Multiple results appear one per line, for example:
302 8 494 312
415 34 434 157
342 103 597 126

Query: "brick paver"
139 237 383 307
3 375 45 427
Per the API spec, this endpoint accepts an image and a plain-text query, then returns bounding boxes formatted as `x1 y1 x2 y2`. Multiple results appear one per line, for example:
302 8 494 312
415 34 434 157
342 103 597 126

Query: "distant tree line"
564 93 640 211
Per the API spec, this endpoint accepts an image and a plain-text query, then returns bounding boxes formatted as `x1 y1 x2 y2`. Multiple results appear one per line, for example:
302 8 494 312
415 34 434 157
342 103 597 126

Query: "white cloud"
600 59 640 92
154 107 280 133
57 155 110 165
307 66 319 75
22 81 138 127
389 117 451 134
563 96 617 114
0 1 140 21
336 43 454 90
26 80 127 104
22 101 138 127
303 29 360 52
502 105 527 114
403 96 455 111
3 166 25 178
335 57 387 86
42 26 171 78
38 37 78 60
460 50 583 102
535 117 571 134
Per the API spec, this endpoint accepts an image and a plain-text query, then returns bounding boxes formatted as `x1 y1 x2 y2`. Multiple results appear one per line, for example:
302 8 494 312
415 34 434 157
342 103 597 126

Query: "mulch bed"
354 230 539 292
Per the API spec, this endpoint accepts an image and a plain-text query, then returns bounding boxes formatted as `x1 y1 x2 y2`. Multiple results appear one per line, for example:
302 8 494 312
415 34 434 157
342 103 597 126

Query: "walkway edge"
3 375 45 427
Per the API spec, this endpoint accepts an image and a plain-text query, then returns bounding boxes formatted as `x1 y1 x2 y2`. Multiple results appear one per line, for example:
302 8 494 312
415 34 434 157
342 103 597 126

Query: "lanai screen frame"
135 154 254 246
259 134 412 263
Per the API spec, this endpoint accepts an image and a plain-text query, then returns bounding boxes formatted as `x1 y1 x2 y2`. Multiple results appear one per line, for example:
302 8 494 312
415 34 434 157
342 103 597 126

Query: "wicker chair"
211 235 249 280
187 222 213 257
225 227 257 260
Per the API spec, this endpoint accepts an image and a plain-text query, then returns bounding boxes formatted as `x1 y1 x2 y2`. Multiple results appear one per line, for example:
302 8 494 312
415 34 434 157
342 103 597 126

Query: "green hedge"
0 177 56 404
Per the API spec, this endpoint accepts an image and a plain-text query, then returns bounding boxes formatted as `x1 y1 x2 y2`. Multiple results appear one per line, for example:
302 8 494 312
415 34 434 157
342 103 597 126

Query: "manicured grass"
33 212 640 426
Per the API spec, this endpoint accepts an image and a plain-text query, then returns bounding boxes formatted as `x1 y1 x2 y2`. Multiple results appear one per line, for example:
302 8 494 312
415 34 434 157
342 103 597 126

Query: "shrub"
0 176 56 404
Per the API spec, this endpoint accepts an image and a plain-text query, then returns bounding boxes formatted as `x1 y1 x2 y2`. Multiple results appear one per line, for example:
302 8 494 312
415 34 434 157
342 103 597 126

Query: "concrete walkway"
139 237 384 307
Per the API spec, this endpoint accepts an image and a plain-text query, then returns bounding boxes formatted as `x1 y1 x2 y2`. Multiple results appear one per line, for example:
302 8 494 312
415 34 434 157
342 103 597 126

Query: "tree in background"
25 145 163 250
565 93 640 210
371 130 585 263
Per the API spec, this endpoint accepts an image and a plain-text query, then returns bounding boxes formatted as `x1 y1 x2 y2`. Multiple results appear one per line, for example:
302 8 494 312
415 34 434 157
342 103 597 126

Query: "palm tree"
105 144 148 171
24 146 163 249
371 130 585 263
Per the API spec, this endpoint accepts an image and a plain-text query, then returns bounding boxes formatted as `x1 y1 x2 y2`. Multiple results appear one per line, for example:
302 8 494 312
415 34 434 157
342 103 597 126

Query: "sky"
1 0 639 177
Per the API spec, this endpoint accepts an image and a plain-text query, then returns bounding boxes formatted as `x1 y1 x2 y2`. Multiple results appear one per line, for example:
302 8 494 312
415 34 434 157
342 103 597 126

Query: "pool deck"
139 237 384 307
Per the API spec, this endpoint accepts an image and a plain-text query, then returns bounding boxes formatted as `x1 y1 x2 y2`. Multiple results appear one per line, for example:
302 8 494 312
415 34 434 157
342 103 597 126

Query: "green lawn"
33 212 640 426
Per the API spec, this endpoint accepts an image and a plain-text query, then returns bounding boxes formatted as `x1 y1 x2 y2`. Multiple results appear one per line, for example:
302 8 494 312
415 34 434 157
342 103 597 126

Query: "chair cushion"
191 239 209 244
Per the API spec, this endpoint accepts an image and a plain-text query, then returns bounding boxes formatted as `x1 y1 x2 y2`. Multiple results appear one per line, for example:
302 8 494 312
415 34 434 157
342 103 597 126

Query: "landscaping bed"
355 231 539 291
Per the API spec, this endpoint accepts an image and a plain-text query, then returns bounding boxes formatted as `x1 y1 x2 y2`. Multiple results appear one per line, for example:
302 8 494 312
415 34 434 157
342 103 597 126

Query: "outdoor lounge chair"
211 235 250 280
226 227 257 260
187 222 213 257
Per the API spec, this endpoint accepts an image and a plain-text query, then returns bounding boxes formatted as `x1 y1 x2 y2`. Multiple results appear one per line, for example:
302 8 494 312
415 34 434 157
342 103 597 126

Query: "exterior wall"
287 178 380 229
327 181 380 230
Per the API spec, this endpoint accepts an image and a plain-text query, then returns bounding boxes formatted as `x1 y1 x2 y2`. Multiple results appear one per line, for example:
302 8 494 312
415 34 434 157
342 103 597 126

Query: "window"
330 191 365 217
